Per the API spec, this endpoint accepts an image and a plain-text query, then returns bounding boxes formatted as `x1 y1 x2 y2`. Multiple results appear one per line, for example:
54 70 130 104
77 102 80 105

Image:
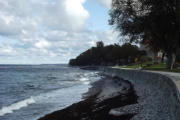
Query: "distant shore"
38 75 138 120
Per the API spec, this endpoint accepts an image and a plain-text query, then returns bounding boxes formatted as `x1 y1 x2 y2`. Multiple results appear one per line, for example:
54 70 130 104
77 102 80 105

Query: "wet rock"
38 75 137 120
109 104 142 116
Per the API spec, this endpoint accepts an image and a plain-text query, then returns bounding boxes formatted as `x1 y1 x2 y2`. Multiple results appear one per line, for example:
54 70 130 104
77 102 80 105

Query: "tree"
109 0 180 69
68 43 140 66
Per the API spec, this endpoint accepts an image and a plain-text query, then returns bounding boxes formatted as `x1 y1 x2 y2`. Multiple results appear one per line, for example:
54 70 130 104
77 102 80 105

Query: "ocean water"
0 64 100 120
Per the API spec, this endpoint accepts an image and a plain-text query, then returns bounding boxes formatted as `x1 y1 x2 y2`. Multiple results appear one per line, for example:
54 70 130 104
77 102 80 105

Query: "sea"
0 64 101 120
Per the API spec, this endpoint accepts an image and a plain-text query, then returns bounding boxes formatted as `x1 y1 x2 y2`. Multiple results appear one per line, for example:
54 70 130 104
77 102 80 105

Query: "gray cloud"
0 0 118 64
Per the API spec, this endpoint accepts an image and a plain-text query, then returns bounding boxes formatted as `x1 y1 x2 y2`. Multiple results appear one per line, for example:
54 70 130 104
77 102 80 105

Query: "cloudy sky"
0 0 119 64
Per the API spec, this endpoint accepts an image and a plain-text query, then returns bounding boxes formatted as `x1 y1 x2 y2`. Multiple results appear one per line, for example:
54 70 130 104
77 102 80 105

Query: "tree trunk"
161 52 165 63
167 52 176 70
167 52 172 69
153 52 158 64
171 54 176 69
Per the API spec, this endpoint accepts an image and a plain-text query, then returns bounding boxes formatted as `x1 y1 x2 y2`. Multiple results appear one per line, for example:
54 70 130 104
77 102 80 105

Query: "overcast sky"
0 0 119 64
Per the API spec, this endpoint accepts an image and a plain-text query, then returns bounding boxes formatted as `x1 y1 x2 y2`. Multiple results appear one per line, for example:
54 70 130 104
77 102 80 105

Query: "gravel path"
111 68 180 120
134 70 180 120
109 73 173 120
131 81 173 120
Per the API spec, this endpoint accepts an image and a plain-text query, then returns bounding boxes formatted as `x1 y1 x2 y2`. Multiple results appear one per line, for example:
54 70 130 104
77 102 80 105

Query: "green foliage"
69 43 143 66
109 0 180 69
122 61 153 69
122 62 180 73
109 0 179 50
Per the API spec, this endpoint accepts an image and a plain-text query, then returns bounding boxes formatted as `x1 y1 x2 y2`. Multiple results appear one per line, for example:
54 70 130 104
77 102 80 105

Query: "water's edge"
37 67 180 120
38 75 137 120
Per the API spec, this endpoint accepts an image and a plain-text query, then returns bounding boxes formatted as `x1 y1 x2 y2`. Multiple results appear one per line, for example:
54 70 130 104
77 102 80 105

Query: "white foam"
79 77 89 82
83 81 90 85
0 97 35 116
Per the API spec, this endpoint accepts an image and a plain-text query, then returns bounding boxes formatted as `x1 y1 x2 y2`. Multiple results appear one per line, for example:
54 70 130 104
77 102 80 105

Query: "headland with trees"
69 0 180 71
69 41 147 66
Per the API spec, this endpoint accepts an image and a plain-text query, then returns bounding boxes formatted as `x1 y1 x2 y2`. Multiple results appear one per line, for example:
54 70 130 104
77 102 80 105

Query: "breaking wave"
0 97 35 116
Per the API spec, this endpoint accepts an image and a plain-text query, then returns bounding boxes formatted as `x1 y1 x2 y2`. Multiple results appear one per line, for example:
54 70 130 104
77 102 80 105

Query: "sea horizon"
0 63 68 66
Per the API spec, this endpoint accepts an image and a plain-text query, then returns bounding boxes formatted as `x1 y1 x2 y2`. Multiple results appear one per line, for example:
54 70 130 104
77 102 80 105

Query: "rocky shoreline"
38 75 138 120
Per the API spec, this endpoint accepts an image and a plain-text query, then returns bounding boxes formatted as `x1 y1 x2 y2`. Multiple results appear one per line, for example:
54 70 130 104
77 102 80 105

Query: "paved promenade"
146 70 180 92
118 67 180 92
